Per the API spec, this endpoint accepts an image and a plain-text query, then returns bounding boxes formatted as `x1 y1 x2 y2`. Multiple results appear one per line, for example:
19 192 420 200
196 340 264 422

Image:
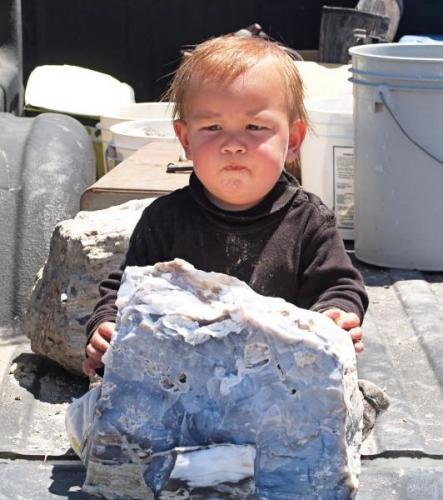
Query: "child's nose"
221 135 246 155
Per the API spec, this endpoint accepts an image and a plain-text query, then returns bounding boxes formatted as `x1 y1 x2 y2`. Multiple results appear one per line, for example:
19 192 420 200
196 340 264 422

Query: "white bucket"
108 118 179 170
300 96 354 240
100 102 174 171
25 65 136 178
25 64 135 116
295 61 353 99
350 43 443 270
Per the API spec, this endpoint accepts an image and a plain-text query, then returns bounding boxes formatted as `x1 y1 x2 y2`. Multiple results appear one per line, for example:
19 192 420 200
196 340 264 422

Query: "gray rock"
359 379 390 441
83 259 363 499
25 198 154 375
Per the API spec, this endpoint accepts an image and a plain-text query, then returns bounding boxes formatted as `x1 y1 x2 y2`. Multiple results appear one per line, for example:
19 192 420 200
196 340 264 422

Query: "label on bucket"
333 146 354 236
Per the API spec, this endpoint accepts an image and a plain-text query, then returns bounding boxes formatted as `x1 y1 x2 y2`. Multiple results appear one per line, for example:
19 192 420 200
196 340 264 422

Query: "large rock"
25 199 154 376
83 259 363 499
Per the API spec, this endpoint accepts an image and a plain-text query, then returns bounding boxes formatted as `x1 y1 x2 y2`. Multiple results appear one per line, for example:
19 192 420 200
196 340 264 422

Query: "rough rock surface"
25 199 154 375
83 259 363 499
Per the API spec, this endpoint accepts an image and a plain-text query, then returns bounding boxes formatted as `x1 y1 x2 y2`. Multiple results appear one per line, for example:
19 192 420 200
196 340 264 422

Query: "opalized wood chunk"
83 259 363 499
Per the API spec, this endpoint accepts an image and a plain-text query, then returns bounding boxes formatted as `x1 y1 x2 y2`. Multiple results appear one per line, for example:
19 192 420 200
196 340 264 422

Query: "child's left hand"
323 308 364 353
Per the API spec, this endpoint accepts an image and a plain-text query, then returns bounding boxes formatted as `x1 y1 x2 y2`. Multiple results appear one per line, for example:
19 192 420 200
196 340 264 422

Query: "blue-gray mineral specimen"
83 259 363 499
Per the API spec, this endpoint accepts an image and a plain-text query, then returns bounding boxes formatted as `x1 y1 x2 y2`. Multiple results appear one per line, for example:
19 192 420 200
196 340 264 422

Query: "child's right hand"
322 309 364 353
83 322 115 377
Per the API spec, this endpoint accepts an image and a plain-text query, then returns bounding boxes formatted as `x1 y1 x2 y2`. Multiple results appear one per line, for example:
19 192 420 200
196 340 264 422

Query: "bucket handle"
378 86 443 166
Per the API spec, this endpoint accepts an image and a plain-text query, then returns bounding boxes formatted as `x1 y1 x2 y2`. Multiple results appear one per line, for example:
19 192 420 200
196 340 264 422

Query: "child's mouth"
224 164 246 171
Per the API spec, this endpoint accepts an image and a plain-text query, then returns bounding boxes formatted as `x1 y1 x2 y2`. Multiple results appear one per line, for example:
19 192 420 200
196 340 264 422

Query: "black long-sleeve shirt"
85 171 368 342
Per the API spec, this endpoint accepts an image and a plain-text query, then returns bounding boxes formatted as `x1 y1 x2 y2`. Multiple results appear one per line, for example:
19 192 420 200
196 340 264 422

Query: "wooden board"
80 142 191 211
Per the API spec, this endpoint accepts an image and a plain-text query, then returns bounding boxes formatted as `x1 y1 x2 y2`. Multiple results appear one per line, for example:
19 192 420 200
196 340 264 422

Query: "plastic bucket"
99 102 174 171
349 43 443 270
301 96 354 240
295 62 353 99
107 118 179 170
399 35 443 44
24 65 136 178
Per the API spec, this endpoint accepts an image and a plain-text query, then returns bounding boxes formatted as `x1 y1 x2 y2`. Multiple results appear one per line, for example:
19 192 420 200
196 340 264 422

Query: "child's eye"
246 124 266 131
203 125 221 131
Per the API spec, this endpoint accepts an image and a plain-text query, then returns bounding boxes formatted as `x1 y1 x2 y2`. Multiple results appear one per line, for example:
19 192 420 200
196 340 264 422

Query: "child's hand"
322 309 364 353
83 322 115 376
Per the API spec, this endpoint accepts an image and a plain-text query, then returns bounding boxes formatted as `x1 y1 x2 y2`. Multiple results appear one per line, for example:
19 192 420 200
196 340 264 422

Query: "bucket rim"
304 97 353 126
349 43 443 63
110 118 176 141
100 102 174 121
110 117 174 132
304 96 353 118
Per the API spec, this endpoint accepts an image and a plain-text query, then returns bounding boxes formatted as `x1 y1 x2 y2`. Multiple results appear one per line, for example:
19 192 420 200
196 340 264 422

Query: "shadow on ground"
10 352 89 404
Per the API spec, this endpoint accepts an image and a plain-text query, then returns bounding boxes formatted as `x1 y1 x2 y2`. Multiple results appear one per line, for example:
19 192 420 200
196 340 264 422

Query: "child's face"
174 58 306 211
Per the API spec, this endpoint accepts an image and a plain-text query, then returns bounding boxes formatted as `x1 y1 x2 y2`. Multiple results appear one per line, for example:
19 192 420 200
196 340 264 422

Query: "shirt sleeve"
84 269 122 344
297 216 368 321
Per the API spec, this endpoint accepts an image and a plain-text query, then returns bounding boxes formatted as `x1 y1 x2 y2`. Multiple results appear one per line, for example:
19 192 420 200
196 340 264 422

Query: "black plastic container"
319 6 390 64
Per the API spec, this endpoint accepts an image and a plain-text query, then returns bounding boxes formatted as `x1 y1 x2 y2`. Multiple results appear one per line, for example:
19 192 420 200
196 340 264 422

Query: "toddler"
83 34 367 377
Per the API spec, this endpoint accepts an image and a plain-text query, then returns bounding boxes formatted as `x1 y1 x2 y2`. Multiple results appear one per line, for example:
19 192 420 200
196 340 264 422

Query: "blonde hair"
165 34 308 126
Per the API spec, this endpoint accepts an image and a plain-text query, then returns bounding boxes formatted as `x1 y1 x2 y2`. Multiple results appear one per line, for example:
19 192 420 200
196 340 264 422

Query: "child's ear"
286 120 307 163
173 120 192 160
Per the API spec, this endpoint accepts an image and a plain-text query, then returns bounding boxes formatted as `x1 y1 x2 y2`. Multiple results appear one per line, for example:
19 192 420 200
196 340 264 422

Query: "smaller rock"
359 379 390 440
25 198 155 375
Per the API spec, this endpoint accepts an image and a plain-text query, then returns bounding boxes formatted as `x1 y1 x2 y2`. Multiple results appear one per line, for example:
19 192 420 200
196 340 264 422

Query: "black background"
3 0 442 102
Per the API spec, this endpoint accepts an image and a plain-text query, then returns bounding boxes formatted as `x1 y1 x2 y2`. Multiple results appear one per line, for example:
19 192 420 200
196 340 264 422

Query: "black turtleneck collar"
189 170 301 224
